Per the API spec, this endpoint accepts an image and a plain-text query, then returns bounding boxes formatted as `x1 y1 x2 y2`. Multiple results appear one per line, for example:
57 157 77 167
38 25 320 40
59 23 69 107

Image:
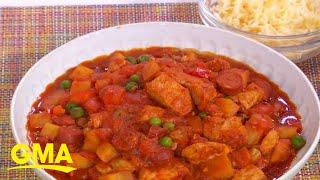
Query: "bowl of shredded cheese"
199 0 320 62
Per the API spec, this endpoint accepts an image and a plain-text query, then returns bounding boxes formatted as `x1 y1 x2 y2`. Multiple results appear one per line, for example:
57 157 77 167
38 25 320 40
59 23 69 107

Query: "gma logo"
8 143 76 173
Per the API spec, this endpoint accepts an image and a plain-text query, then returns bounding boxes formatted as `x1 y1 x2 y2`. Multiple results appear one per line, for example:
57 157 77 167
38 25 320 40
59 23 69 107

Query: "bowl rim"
10 22 320 180
199 0 320 39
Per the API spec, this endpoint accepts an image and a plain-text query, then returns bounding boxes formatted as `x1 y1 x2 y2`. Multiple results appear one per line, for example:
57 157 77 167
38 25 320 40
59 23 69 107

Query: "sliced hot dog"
216 68 249 95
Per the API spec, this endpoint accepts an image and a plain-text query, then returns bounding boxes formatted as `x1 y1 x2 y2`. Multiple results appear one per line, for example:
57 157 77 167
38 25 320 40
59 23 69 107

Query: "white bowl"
11 22 320 180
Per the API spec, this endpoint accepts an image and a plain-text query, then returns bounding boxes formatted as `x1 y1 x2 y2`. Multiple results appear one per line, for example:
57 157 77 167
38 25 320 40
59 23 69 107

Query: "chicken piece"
214 98 239 117
145 73 193 115
139 161 190 180
169 126 192 152
141 60 160 82
201 154 234 179
137 105 165 122
259 130 279 155
165 68 217 110
230 147 252 169
108 52 127 72
187 116 203 134
234 83 265 110
181 142 230 164
203 116 225 141
232 165 267 180
203 116 248 149
188 81 217 110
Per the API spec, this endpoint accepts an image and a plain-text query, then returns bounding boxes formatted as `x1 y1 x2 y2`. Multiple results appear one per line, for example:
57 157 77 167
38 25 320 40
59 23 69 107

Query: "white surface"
11 22 320 180
0 0 197 7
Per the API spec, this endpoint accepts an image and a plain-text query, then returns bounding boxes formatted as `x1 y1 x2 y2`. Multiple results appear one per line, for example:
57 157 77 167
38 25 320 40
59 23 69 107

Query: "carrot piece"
52 105 65 116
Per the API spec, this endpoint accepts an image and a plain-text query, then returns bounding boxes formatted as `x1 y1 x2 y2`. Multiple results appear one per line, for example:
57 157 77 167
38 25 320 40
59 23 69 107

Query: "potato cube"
271 139 292 163
246 125 264 146
29 112 51 129
69 65 94 80
277 126 298 139
40 123 60 140
110 158 135 172
98 171 134 180
71 153 94 169
260 130 279 155
95 162 112 174
108 52 127 72
82 130 100 152
70 80 92 95
201 155 234 179
96 142 119 163
141 60 160 82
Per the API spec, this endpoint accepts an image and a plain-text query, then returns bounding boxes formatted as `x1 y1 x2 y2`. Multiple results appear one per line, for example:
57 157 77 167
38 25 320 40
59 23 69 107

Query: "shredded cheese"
213 0 320 35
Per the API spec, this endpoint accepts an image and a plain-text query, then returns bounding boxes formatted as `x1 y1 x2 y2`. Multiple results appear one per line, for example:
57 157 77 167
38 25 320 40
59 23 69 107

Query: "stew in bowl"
27 47 306 180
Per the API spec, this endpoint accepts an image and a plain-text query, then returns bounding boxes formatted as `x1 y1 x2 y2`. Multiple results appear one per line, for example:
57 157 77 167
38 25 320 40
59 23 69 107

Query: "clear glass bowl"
198 0 320 63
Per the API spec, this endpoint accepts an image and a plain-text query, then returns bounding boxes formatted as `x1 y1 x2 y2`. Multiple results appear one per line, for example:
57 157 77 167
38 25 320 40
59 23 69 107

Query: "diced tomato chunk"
139 138 174 163
249 103 274 116
111 128 140 151
83 97 102 113
93 128 113 141
99 85 125 106
52 105 65 116
184 67 211 79
148 126 167 139
56 126 84 152
247 113 274 135
70 89 96 104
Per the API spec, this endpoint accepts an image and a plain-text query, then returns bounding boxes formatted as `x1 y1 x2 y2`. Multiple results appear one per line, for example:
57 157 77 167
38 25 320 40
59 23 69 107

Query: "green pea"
69 106 85 119
129 74 140 83
60 80 72 89
291 135 306 150
66 102 79 112
159 136 173 148
164 122 175 131
138 55 150 63
125 81 139 92
149 117 162 126
198 111 208 119
125 56 137 64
